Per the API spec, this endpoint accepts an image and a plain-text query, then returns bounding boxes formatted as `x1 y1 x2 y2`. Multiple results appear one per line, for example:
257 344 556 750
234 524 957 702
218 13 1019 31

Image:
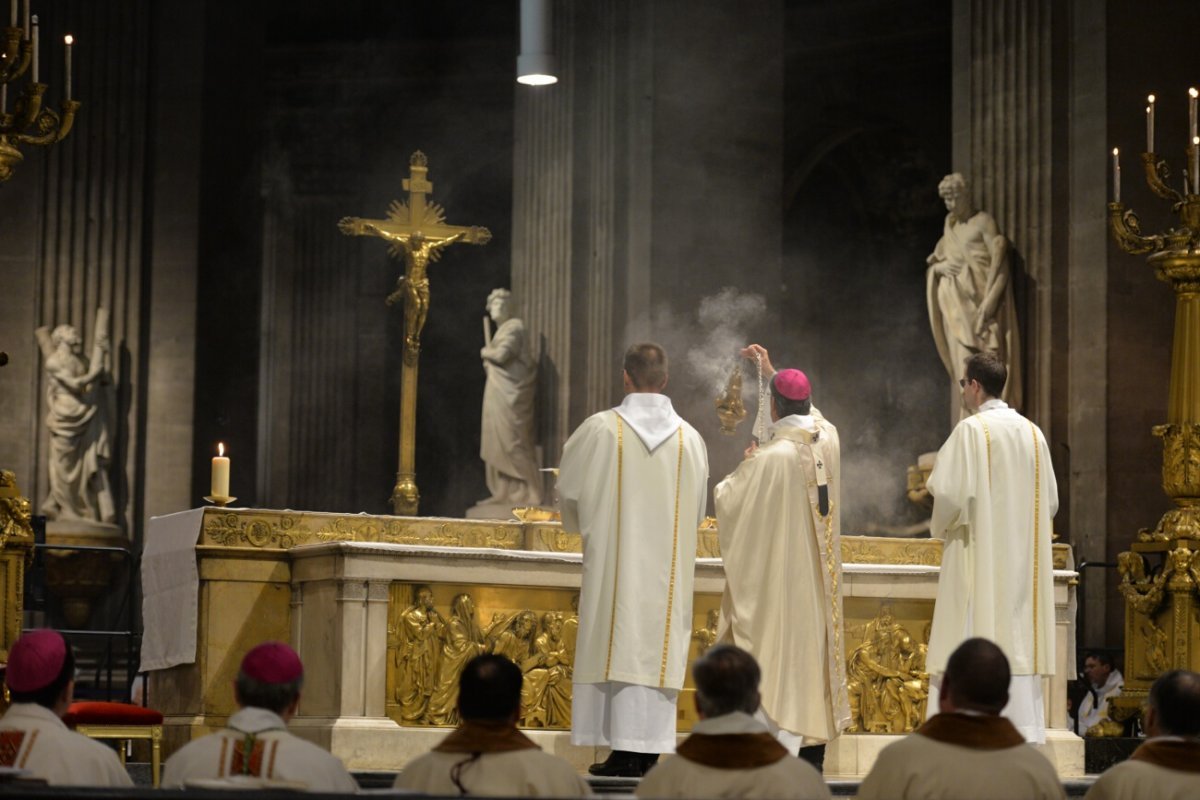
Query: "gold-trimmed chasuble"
339 151 492 515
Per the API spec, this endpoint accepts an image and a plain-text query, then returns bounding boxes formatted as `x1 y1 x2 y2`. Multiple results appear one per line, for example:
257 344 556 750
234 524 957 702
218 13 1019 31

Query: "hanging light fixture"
516 0 556 86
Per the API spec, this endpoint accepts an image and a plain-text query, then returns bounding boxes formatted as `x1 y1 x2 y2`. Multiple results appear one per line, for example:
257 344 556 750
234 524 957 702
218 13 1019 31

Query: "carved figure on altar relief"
521 612 572 727
425 593 487 726
34 312 115 523
488 610 538 668
926 173 1022 422
394 586 443 722
846 606 929 733
471 288 542 517
692 609 720 655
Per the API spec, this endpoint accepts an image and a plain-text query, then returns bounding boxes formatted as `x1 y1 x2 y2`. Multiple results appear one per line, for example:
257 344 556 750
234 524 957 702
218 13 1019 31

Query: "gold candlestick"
1105 127 1200 732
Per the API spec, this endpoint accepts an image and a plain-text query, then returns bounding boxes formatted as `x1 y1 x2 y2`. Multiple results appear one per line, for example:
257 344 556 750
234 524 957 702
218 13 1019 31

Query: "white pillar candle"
211 443 230 498
1193 137 1199 195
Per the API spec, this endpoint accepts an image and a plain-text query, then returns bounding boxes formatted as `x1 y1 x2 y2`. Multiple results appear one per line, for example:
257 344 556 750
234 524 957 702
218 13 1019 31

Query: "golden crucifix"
339 151 491 515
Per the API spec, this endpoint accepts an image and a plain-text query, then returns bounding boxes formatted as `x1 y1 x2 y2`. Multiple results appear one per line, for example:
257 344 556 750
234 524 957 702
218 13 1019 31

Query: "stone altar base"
146 508 1083 778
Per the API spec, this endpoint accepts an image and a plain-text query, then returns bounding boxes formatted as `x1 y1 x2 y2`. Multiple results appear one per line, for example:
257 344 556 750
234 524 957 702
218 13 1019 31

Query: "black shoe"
798 744 826 773
588 750 643 777
638 753 660 774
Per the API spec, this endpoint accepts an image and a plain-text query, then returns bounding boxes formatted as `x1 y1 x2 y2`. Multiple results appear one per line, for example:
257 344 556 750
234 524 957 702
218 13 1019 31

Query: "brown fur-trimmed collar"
675 732 790 769
432 720 539 754
1129 739 1200 773
916 713 1025 750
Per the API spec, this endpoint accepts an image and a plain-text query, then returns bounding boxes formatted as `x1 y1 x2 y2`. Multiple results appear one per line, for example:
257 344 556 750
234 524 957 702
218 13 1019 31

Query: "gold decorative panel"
843 598 933 734
386 582 723 732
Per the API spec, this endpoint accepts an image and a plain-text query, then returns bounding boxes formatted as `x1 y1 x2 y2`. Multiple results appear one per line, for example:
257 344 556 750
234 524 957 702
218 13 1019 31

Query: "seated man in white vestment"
714 344 849 771
637 645 830 800
1084 669 1200 800
558 342 709 777
396 654 592 797
857 638 1064 800
1076 651 1123 736
926 351 1057 743
162 641 358 791
0 630 132 786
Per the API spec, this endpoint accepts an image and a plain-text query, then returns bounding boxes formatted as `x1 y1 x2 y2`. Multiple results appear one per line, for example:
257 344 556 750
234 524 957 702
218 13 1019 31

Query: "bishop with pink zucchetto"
162 641 358 790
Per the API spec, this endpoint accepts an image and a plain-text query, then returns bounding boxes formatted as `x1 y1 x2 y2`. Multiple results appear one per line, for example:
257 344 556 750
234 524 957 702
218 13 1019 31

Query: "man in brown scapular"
857 637 1064 800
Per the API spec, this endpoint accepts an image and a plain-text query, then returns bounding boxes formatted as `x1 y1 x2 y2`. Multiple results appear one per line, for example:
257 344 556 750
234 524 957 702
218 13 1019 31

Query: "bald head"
1146 670 1200 737
941 638 1010 714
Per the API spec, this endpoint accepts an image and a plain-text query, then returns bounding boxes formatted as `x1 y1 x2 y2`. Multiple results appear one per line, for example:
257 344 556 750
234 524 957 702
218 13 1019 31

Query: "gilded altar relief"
843 599 933 734
386 583 724 731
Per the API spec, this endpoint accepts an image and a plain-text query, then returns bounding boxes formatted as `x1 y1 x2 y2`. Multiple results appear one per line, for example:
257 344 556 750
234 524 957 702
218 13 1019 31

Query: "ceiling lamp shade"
517 0 557 86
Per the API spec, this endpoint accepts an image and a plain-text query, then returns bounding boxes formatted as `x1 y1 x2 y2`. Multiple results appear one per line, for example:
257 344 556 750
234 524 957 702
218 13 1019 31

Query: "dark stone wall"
782 1 953 533
1102 0 1190 645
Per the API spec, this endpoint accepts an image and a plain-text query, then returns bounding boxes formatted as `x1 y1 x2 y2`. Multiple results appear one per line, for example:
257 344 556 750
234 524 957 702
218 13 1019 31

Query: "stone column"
953 0 1054 428
512 0 783 473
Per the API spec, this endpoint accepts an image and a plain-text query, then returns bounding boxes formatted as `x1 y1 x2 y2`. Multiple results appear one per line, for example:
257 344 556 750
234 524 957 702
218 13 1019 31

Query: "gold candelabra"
0 12 80 183
1104 88 1200 732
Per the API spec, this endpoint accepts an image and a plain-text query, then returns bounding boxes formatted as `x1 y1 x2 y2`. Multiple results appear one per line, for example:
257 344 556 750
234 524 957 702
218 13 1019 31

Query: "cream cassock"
558 392 709 752
926 397 1058 742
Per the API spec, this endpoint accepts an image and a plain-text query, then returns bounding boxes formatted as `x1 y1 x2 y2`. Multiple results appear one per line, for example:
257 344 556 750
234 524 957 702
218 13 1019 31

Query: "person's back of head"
964 352 1007 399
235 642 305 717
1146 669 1200 738
692 644 761 718
942 638 1010 714
458 654 522 723
623 343 668 392
6 630 75 715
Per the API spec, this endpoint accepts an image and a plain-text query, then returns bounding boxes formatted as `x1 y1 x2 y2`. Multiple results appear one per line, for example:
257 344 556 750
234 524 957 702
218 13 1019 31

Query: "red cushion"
64 701 163 727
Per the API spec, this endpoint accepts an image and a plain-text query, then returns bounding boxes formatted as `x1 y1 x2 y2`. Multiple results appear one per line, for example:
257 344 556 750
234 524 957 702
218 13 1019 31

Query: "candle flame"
1148 94 1155 104
218 442 225 457
1191 88 1199 99
1194 137 1199 145
1113 147 1119 156
64 34 73 45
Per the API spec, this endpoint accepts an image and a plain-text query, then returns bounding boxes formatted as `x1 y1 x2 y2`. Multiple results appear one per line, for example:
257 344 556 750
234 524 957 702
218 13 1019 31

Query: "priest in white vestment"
713 345 850 764
925 351 1057 743
637 644 830 799
558 343 709 777
162 642 358 791
858 638 1064 800
396 655 592 797
1084 670 1200 800
0 630 132 787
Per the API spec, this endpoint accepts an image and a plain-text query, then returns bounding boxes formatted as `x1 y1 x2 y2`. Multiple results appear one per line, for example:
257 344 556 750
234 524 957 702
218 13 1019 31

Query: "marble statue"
34 312 115 524
926 173 1022 421
468 289 541 518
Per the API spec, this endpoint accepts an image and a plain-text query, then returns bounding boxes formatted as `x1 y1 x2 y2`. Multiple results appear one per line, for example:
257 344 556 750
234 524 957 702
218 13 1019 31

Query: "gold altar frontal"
148 508 1082 777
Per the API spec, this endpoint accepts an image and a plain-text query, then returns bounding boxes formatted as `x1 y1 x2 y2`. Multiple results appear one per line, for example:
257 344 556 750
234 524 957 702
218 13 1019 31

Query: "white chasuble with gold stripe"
926 398 1058 678
558 393 709 691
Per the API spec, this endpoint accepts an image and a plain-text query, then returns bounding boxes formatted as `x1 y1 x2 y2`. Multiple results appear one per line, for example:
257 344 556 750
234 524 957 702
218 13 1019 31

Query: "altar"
144 507 1083 778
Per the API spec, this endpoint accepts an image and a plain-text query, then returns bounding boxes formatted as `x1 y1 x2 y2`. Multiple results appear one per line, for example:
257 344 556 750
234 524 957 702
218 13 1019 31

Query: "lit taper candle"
1147 95 1155 152
63 34 72 100
1112 148 1121 204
